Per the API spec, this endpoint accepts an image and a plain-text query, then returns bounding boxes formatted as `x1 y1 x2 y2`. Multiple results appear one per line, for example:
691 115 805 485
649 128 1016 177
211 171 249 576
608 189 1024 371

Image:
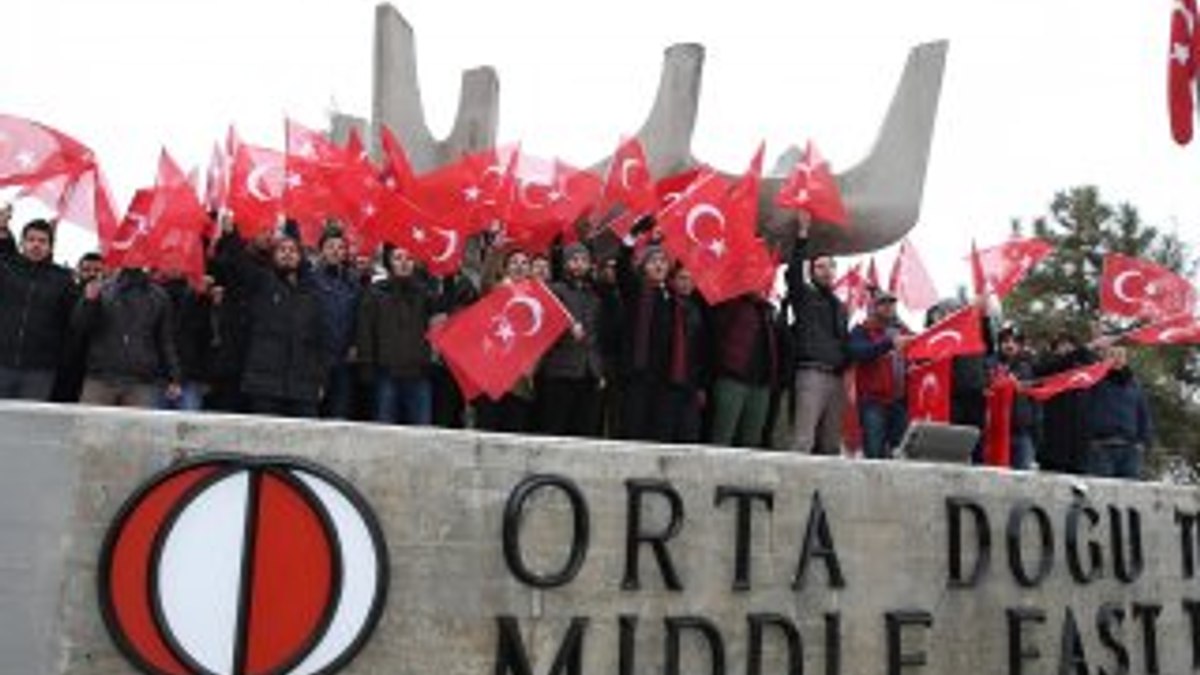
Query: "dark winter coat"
72 270 181 383
1085 368 1152 446
216 235 329 402
784 237 849 373
539 278 604 380
0 245 76 371
356 275 434 379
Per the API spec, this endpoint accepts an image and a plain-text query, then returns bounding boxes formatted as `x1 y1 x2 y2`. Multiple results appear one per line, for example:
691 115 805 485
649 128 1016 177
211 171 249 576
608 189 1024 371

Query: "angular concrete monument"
367 3 947 256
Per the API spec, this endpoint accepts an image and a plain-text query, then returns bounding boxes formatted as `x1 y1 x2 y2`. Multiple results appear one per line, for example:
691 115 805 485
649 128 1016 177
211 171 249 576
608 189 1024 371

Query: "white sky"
3 0 1198 295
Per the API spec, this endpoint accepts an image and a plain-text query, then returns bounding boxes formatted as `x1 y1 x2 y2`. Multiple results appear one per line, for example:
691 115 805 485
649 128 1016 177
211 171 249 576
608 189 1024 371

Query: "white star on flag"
493 320 515 345
14 151 35 169
463 185 482 203
285 173 303 189
1173 42 1192 66
362 203 377 217
707 238 727 257
413 226 427 242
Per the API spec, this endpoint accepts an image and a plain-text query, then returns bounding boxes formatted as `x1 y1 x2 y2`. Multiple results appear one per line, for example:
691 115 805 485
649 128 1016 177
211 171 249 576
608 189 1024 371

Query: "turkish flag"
373 192 467 277
727 142 764 228
1100 253 1197 321
983 369 1017 467
427 321 484 400
1122 314 1200 345
1169 0 1200 144
107 188 156 270
775 140 849 226
1023 360 1115 402
907 357 952 423
655 166 706 209
107 151 209 289
968 237 1053 299
284 119 348 245
600 136 657 224
413 145 518 235
428 278 572 400
888 239 939 312
905 305 986 361
502 153 601 253
834 262 871 316
379 125 416 195
656 172 777 304
969 240 986 298
343 127 368 164
227 143 285 239
0 114 95 189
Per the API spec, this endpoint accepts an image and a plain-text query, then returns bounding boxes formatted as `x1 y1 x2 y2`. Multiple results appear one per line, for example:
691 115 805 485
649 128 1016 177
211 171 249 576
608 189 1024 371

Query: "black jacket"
539 278 605 380
785 237 848 372
161 279 213 383
0 245 77 371
217 235 329 402
72 270 181 383
615 245 675 380
356 275 434 379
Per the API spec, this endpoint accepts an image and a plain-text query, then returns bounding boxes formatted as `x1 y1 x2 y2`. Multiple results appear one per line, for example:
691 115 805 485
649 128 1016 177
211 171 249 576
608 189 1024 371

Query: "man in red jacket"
848 290 912 459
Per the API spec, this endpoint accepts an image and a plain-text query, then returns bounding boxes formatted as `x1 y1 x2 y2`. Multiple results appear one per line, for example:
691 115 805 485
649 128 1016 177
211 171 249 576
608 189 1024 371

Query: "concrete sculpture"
363 3 946 256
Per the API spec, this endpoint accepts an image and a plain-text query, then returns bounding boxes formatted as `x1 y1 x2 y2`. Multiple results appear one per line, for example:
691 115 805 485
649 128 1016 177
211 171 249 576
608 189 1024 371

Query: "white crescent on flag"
1112 270 1144 304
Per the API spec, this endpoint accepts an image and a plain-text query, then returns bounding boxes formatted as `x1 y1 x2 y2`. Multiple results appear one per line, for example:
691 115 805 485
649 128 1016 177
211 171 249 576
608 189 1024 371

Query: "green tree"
1004 186 1200 478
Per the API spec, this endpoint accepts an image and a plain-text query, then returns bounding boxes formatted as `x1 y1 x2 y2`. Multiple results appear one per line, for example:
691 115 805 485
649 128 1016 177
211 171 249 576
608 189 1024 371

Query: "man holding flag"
785 216 850 455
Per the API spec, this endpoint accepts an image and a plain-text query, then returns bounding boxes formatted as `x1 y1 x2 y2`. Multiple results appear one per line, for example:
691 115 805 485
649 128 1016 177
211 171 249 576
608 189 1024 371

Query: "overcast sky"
3 0 1198 293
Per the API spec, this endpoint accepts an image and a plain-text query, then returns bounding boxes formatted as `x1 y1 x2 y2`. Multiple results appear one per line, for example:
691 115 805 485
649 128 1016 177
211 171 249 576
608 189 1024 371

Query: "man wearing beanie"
536 242 605 436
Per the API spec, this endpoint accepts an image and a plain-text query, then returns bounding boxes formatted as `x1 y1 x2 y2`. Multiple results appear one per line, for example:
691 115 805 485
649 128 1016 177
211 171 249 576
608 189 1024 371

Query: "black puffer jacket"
217 235 329 402
72 270 181 383
0 246 77 371
785 237 849 372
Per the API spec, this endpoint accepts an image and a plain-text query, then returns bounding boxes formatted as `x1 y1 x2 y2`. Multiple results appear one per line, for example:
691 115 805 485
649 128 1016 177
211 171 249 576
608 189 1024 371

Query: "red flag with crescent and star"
429 278 572 400
600 136 657 235
775 140 849 226
968 237 1053 299
227 143 285 239
1100 253 1197 321
107 150 209 289
284 119 348 245
656 172 777 304
907 357 952 423
1169 0 1200 144
983 369 1017 467
1023 360 1115 402
412 145 518 236
904 305 986 361
1121 314 1200 345
0 113 96 189
378 125 416 195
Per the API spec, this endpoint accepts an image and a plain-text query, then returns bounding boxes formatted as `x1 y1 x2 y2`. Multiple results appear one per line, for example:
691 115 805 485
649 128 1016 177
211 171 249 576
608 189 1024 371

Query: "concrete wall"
2 401 1199 674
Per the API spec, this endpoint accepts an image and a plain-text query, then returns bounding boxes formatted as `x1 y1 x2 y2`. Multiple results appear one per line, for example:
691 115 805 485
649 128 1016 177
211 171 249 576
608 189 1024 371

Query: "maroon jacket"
713 294 778 387
848 317 911 403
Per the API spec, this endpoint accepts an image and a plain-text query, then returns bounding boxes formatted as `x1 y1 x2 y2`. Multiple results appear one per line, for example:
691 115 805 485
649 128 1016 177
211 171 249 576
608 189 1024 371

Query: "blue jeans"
1085 441 1142 480
859 399 908 460
0 367 55 401
1010 432 1037 470
374 374 432 425
322 363 355 419
156 382 205 411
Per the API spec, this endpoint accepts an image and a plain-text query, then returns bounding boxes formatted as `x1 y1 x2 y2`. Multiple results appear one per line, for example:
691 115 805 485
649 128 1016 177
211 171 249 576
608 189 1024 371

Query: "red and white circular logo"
98 455 388 675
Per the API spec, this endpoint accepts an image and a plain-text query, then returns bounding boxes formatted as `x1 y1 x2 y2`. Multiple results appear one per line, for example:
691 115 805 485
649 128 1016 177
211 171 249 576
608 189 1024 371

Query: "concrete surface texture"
2 402 1200 674
368 3 947 257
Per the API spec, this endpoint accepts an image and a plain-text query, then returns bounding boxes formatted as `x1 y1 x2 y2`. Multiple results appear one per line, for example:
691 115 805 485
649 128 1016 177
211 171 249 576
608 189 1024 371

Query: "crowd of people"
0 204 1152 481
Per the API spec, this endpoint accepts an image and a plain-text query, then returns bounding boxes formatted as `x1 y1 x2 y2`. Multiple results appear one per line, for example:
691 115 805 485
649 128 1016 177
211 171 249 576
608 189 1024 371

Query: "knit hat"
563 242 590 261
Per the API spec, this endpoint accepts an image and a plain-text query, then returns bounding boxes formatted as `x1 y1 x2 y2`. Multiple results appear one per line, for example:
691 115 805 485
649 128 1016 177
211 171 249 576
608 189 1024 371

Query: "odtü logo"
98 455 388 675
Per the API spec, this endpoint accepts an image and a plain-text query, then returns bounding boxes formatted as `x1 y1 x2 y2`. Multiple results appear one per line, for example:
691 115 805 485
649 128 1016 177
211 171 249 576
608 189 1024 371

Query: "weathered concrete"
369 4 947 256
3 402 1198 674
